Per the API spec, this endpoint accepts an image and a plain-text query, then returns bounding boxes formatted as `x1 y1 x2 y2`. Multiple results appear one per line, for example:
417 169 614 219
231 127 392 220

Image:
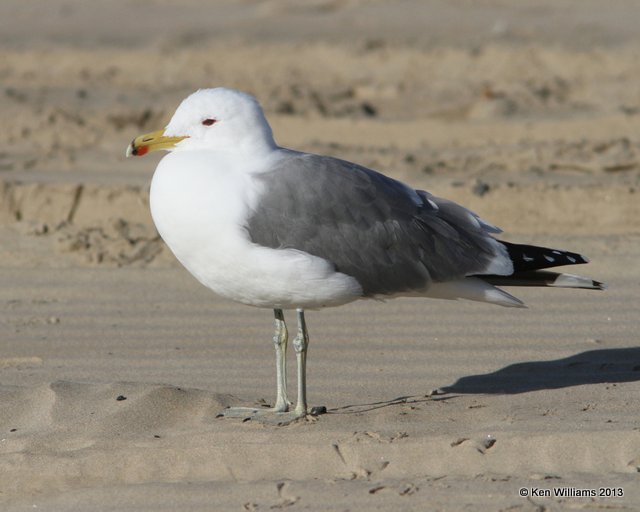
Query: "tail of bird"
423 241 603 309
482 269 605 290
480 241 605 291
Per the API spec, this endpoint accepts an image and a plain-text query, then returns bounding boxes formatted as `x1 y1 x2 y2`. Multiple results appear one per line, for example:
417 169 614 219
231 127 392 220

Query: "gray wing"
246 151 510 297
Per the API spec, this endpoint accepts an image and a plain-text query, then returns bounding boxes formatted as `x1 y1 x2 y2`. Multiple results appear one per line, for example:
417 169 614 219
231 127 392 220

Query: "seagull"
126 87 604 423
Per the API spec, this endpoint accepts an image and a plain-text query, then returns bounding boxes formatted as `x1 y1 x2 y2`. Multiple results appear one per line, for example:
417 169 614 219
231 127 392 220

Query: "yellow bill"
125 129 188 157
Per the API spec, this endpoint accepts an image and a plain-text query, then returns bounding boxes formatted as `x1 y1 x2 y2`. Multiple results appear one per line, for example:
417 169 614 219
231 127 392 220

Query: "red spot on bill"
135 145 149 156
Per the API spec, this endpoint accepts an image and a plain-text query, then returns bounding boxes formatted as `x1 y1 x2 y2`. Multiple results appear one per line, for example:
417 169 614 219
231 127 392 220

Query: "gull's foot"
217 405 326 425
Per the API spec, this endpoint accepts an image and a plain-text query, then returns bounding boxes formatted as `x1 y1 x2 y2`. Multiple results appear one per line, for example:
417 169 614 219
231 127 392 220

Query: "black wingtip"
498 241 591 273
593 279 607 291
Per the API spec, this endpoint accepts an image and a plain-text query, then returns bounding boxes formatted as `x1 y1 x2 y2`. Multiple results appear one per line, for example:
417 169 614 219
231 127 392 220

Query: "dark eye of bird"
202 118 217 126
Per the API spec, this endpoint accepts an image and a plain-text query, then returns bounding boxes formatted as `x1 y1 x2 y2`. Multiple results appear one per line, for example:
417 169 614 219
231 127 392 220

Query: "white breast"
150 150 362 309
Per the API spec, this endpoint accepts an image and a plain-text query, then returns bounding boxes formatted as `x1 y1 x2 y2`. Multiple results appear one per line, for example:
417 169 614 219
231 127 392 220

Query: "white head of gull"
127 87 604 424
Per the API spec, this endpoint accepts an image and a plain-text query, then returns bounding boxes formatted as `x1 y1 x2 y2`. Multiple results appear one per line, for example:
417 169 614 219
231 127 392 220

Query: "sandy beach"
1 1 639 510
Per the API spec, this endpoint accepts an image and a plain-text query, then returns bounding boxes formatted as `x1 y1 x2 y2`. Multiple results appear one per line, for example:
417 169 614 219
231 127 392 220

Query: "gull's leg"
219 309 318 424
291 308 309 417
219 309 291 418
272 308 290 412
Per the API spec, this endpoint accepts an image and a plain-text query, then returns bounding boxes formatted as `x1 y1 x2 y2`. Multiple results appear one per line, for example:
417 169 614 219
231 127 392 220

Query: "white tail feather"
550 272 602 289
425 277 526 308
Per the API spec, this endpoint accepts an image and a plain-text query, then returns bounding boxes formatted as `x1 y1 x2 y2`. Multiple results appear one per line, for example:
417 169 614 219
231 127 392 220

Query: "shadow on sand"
328 347 640 414
441 346 640 394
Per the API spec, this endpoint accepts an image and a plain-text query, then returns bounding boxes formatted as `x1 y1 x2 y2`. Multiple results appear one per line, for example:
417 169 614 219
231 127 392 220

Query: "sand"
1 1 639 510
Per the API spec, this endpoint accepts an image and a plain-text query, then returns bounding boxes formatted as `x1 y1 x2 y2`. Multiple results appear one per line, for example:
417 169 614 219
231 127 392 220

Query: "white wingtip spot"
544 255 555 262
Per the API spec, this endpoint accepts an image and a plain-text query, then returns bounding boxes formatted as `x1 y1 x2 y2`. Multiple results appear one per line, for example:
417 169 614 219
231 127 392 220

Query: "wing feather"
247 151 511 296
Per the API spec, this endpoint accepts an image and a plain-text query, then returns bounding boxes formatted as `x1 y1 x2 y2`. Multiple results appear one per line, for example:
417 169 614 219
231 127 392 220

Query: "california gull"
126 87 604 423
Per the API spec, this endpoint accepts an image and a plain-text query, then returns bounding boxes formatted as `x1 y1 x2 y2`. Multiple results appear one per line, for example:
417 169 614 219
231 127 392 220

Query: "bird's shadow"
441 346 640 394
329 347 640 414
